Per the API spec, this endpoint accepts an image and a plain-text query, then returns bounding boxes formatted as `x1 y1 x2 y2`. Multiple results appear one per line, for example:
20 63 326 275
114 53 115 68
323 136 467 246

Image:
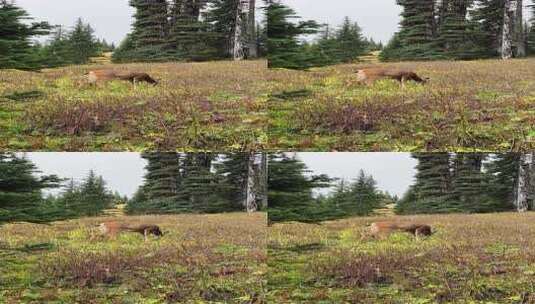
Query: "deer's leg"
400 76 406 90
144 229 148 242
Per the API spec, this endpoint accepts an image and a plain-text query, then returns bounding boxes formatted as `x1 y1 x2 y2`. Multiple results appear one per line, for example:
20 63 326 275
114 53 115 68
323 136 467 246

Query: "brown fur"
98 221 163 241
356 68 428 87
368 222 432 239
87 70 158 86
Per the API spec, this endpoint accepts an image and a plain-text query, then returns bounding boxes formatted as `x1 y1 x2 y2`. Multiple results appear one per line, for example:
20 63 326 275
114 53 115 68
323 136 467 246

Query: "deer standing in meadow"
97 222 164 242
365 222 433 240
86 70 158 86
355 68 429 88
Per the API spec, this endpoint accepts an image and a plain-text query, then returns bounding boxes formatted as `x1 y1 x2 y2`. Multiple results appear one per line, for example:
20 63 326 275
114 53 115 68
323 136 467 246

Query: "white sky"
15 0 265 45
16 0 135 44
296 153 417 197
24 153 146 198
283 0 403 43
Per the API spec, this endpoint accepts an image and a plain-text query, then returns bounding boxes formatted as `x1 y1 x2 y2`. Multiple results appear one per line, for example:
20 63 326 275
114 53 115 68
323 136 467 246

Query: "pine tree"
409 153 454 213
0 153 62 224
141 152 182 201
437 0 480 59
528 3 535 54
169 0 217 60
266 1 322 69
484 153 520 209
472 0 505 57
395 0 442 60
67 18 99 64
267 153 332 224
0 0 51 70
128 0 170 61
451 153 487 211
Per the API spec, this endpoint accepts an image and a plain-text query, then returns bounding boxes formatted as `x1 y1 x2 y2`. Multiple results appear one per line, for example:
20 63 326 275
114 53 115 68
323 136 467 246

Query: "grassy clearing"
0 213 267 303
268 59 535 151
0 60 268 151
268 212 535 303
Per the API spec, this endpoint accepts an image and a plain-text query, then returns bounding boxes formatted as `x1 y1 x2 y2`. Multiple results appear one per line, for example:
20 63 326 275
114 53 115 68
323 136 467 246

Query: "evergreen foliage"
0 0 51 70
113 0 261 63
0 153 62 224
267 153 332 224
50 170 117 217
126 153 266 215
397 153 523 215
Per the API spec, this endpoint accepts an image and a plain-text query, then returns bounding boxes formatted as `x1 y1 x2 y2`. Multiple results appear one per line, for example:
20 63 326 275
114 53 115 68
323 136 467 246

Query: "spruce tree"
128 0 170 61
67 18 99 64
395 0 442 60
266 1 322 69
169 0 217 60
472 0 505 57
451 153 487 211
437 0 480 59
0 153 62 224
484 153 520 209
0 0 51 70
409 153 454 213
267 153 331 224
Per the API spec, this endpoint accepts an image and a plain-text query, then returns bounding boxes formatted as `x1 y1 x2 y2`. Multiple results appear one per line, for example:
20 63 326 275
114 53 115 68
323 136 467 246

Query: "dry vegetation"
268 59 535 151
0 213 267 303
0 60 268 151
268 212 535 303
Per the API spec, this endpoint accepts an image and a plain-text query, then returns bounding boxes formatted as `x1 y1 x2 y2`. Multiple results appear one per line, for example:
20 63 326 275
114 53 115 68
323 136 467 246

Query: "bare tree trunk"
232 0 246 60
248 0 258 58
244 152 257 213
502 0 515 59
259 153 268 209
515 0 526 57
515 153 533 212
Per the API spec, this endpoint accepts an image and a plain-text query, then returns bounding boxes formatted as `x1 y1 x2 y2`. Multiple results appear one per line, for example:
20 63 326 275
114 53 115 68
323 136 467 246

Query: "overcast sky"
15 0 265 45
296 153 417 197
284 0 402 43
25 153 146 198
16 0 135 44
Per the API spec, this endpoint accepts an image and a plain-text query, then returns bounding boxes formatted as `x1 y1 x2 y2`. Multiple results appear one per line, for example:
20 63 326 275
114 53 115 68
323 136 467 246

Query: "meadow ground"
267 59 535 151
0 213 267 303
0 60 268 151
268 212 535 303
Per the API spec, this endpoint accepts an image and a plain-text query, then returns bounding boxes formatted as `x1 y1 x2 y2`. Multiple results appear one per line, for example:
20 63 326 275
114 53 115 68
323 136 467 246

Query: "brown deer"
366 222 433 240
86 70 158 86
97 222 164 241
356 68 429 88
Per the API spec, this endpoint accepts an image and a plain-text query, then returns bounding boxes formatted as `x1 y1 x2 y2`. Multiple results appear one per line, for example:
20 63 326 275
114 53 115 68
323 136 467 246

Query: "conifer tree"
266 1 322 69
267 153 331 224
0 153 62 224
128 0 170 60
395 0 442 60
66 18 100 64
409 153 454 213
0 0 51 70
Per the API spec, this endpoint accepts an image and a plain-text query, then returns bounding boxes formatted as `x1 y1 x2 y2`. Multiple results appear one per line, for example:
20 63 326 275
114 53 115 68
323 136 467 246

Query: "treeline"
267 2 380 69
397 153 535 214
0 154 122 224
268 0 535 69
113 0 266 62
382 0 535 61
268 153 535 224
0 2 110 70
268 153 396 224
0 153 267 225
127 153 268 214
1 0 265 70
